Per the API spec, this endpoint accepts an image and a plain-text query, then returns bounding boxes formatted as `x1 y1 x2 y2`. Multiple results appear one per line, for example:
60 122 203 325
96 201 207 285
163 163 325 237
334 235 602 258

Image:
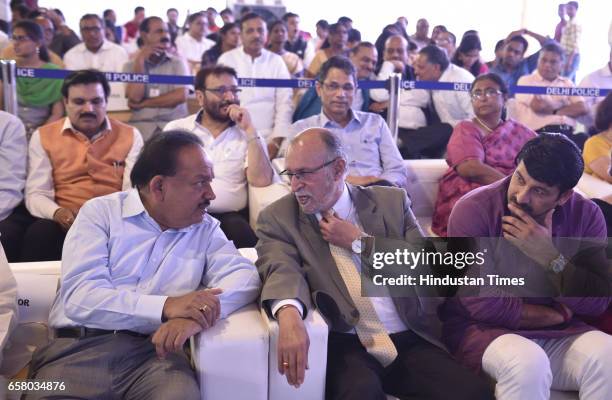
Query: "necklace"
474 116 501 133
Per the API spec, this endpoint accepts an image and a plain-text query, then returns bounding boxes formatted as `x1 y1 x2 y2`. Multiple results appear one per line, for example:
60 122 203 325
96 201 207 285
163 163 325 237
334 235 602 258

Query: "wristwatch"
549 253 568 274
351 233 370 254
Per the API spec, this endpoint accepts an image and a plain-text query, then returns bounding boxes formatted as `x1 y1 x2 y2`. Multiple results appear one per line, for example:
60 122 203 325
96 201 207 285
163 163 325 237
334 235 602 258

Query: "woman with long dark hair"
305 23 348 78
267 20 303 78
201 22 240 68
452 34 488 77
0 20 64 139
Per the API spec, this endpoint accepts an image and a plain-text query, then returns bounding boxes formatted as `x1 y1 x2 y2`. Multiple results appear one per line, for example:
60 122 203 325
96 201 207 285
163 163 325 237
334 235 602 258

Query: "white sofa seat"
248 183 291 229
576 172 612 203
403 159 447 236
264 308 329 400
7 248 269 400
192 303 268 400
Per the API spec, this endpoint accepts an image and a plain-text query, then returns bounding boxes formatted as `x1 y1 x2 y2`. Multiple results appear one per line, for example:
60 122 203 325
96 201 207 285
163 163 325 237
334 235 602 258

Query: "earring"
36 47 40 55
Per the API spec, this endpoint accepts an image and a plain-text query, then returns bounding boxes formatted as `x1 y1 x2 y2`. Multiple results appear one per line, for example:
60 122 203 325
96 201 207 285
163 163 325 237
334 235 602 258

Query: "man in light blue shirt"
489 30 551 94
290 56 407 189
0 111 28 262
26 131 261 400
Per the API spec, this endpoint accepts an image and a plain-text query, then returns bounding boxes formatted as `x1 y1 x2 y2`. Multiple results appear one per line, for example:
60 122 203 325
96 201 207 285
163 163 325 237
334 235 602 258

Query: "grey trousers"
25 333 200 400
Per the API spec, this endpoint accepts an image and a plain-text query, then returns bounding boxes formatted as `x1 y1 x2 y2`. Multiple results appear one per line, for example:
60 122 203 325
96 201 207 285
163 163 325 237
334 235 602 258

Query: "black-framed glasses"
321 82 356 93
204 86 242 96
471 89 503 100
280 158 339 181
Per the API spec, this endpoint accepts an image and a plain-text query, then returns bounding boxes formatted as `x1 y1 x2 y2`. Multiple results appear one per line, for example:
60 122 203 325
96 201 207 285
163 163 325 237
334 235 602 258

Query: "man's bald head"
288 128 346 165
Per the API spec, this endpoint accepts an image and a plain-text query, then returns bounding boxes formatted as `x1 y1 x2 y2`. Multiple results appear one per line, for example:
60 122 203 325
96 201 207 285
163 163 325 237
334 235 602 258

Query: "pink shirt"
514 71 585 130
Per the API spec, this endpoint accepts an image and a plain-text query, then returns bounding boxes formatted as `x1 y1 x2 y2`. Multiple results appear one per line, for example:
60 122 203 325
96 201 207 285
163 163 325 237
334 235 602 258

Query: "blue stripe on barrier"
15 68 610 97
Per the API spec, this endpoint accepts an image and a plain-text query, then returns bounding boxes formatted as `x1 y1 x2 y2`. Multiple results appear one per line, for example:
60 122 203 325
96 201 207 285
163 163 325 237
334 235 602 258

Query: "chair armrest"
403 159 448 218
248 183 291 229
576 173 612 203
262 307 329 400
191 303 269 400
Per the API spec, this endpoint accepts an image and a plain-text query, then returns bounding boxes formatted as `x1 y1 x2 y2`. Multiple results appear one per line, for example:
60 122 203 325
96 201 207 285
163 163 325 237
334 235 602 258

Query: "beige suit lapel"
350 185 387 237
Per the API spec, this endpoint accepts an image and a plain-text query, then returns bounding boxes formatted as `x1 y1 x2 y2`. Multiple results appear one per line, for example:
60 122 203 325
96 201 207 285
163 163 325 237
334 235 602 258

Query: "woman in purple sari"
432 73 536 236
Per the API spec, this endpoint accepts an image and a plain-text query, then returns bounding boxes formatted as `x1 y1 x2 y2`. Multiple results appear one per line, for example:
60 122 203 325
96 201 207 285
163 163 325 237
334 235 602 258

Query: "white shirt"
217 47 293 141
433 64 475 126
63 41 129 73
302 39 316 70
0 111 27 221
0 31 9 53
48 189 260 332
370 61 428 129
25 118 144 219
164 111 254 213
578 63 612 128
175 32 215 63
63 41 130 106
0 246 18 367
273 184 409 334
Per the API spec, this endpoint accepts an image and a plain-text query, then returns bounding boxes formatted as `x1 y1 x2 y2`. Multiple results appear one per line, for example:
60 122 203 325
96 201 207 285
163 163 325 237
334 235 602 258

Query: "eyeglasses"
204 86 242 96
81 26 103 33
280 158 338 181
11 35 32 43
470 89 503 100
321 82 356 93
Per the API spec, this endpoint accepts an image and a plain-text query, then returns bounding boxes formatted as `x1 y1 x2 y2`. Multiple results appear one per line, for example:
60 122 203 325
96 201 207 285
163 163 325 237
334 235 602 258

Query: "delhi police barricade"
1 60 609 142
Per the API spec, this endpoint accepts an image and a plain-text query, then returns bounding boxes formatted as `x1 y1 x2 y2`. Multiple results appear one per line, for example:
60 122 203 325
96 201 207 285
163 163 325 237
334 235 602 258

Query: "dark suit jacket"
256 184 446 350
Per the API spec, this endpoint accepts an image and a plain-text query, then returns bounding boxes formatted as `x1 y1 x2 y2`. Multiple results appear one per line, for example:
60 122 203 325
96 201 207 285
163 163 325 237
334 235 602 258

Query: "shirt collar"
315 183 351 222
195 108 236 129
534 70 565 84
145 53 171 67
122 188 146 218
122 188 205 232
319 108 360 127
61 116 111 141
83 40 112 53
240 46 264 61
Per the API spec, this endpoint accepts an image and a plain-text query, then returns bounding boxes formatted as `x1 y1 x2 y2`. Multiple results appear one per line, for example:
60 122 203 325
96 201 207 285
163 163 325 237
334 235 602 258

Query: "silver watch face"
551 254 567 273
351 239 362 254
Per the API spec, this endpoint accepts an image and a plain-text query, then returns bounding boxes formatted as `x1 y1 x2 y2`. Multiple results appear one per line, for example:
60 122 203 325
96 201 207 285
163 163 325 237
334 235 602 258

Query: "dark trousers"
26 333 199 400
398 123 453 159
325 331 493 400
0 203 35 262
21 218 67 261
209 208 258 248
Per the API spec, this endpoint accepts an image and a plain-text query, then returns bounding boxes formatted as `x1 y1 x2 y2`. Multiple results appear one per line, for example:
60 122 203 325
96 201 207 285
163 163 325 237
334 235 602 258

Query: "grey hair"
319 129 347 162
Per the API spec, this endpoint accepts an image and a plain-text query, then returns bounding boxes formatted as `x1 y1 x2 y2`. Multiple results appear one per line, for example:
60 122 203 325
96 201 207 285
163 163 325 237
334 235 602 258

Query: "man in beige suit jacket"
255 128 492 400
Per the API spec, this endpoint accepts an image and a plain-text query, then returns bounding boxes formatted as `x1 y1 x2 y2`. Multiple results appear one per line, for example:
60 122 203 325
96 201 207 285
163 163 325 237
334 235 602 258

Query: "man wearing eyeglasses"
64 14 129 109
256 128 493 400
165 66 273 248
289 56 407 188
